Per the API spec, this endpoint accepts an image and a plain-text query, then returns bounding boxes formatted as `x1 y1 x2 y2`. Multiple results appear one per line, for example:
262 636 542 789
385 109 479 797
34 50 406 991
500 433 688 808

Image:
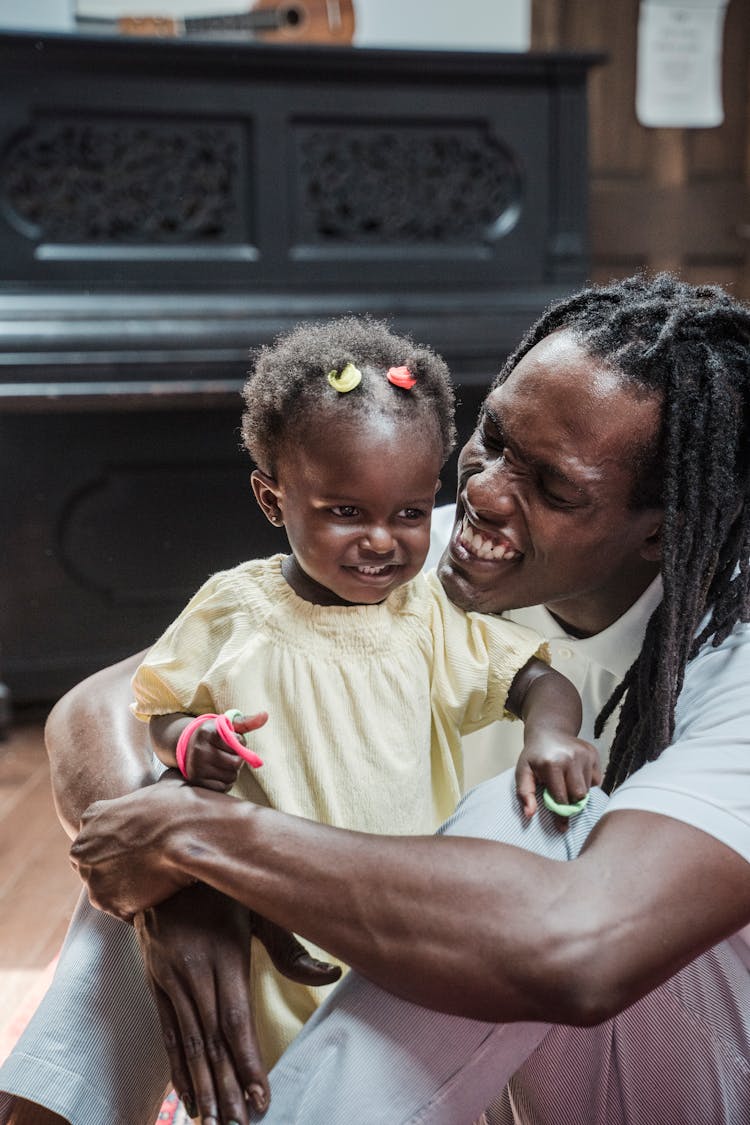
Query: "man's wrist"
163 784 260 886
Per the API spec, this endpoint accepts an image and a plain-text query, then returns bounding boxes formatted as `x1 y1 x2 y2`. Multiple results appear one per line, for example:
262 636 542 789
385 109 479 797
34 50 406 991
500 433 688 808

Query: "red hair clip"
386 366 416 390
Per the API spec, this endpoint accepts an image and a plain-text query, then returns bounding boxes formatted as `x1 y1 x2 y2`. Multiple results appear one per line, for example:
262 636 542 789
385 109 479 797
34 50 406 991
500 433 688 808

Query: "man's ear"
251 469 284 527
639 512 663 562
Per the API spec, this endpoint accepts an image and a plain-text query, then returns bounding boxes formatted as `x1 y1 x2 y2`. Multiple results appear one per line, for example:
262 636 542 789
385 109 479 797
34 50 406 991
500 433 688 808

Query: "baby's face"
267 410 442 606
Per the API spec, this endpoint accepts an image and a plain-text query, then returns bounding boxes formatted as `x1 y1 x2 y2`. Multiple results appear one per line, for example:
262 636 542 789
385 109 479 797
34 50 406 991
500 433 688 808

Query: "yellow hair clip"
327 363 362 393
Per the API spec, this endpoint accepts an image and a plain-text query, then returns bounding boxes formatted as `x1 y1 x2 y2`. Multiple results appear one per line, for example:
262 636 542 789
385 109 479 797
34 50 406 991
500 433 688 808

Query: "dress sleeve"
130 570 242 722
424 570 549 737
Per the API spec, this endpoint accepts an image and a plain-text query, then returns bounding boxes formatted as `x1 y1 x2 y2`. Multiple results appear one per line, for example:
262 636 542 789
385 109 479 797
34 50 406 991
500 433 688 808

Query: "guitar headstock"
115 2 355 45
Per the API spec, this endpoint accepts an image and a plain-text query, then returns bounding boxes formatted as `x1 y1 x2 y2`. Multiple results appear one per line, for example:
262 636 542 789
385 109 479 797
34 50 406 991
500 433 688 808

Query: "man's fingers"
134 911 195 1113
149 979 196 1119
172 1004 225 1125
256 917 342 985
288 947 344 985
183 966 256 1124
214 965 270 1116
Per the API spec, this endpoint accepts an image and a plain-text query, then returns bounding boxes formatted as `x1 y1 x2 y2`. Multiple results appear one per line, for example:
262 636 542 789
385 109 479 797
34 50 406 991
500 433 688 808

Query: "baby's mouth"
457 515 521 561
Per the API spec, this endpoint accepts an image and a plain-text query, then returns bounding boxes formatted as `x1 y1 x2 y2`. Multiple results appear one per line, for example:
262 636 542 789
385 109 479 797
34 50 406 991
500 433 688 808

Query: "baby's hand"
515 731 601 828
183 711 268 792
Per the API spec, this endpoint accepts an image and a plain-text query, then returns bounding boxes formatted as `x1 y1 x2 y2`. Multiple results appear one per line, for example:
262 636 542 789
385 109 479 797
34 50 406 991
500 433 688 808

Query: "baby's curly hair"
241 316 456 474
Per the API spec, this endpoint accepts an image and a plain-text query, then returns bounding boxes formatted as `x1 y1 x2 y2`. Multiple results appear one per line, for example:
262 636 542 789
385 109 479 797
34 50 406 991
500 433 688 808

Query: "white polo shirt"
428 505 750 894
427 505 662 783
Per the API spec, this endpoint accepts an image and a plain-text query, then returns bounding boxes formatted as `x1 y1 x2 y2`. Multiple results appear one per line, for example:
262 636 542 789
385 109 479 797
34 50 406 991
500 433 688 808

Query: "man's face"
438 331 664 635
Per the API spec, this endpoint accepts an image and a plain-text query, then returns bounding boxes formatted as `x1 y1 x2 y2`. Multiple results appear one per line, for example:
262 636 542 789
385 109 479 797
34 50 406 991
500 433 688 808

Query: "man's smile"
455 514 522 562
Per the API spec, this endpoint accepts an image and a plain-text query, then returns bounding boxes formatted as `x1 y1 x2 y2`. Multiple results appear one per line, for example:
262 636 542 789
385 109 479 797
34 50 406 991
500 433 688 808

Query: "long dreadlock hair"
492 273 750 792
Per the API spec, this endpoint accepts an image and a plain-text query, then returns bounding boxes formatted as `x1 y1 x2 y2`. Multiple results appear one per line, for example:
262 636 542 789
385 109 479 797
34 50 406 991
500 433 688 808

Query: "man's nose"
466 457 517 517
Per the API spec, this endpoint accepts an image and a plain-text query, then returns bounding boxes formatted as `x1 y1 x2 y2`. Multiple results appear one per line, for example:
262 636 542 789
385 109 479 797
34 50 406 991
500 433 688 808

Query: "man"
4 273 750 1124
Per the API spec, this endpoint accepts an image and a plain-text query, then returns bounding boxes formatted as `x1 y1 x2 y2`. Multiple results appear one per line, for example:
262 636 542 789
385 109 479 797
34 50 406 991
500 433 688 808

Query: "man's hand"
135 882 341 1124
70 774 202 919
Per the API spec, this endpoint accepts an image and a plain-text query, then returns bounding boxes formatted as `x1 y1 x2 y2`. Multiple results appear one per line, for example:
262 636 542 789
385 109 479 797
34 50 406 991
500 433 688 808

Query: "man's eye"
481 426 506 453
331 506 359 518
540 484 576 510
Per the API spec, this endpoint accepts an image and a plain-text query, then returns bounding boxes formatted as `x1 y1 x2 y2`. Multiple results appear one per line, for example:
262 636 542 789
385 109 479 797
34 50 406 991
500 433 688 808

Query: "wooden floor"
0 717 81 1052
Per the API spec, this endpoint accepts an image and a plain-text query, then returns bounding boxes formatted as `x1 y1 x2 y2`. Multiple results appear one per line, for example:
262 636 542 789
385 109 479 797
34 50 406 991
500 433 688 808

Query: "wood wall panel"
533 0 750 296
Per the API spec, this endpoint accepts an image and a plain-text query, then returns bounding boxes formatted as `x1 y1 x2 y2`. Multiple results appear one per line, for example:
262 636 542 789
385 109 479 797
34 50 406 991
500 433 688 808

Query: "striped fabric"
488 943 750 1124
1 770 749 1123
0 893 170 1125
260 771 750 1123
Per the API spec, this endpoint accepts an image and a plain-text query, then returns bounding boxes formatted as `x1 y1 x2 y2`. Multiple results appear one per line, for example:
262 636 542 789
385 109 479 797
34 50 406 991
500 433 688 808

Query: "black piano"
0 29 600 705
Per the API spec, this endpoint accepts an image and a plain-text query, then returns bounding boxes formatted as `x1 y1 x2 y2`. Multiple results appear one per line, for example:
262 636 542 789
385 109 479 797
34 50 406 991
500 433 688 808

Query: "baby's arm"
150 711 268 792
505 656 601 822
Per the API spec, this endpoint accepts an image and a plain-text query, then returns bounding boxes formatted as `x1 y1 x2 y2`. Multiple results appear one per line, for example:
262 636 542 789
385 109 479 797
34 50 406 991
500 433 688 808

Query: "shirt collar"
507 576 663 681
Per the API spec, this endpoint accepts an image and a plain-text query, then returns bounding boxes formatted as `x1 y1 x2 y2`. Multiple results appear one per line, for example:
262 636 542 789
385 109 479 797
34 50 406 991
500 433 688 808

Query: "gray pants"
0 894 168 1125
2 770 750 1124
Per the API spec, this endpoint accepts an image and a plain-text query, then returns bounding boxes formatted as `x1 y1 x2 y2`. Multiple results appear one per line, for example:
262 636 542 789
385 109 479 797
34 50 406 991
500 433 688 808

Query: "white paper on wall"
636 0 730 128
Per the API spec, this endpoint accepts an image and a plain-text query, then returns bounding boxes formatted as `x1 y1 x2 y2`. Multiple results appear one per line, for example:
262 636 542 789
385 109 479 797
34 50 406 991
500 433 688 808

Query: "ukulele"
107 0 355 44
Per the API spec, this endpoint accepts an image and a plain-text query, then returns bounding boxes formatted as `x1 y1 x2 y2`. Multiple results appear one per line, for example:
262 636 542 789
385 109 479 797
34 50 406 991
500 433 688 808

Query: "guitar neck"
184 6 301 34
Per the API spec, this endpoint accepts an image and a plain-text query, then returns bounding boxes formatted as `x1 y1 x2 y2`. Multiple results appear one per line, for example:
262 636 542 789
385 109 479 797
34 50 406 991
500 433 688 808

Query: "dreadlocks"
493 273 750 792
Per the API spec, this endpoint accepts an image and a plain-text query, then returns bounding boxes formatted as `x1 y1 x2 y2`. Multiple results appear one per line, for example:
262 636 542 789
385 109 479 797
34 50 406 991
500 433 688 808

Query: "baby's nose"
362 524 395 552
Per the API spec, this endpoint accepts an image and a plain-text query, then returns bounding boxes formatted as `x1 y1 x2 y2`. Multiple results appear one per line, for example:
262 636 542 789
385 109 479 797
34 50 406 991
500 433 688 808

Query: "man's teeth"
459 517 518 560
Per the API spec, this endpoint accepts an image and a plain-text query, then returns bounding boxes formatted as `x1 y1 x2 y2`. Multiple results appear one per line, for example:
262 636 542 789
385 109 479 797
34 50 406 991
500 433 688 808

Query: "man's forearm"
167 789 579 1022
71 778 750 1027
46 651 157 838
166 790 750 1028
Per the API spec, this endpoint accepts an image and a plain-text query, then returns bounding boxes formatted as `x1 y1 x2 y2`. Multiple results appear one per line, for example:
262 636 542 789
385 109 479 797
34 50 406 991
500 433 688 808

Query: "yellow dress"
131 554 547 1068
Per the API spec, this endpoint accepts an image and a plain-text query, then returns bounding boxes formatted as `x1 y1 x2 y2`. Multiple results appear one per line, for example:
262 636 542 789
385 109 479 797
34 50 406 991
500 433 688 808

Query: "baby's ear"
251 469 284 527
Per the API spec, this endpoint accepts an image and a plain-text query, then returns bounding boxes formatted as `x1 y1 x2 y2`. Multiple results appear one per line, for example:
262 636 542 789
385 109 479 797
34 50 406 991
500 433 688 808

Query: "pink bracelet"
175 711 264 777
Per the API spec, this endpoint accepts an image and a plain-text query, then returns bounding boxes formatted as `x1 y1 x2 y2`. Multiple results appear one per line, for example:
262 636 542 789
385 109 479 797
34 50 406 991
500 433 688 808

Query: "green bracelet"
223 708 247 745
542 789 590 818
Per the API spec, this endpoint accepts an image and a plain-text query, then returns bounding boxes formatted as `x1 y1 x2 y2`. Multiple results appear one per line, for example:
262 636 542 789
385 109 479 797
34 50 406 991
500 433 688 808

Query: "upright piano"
0 30 600 704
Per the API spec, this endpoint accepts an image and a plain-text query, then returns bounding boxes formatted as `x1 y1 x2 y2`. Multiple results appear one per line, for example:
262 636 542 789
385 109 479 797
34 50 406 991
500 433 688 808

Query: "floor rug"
156 1090 191 1124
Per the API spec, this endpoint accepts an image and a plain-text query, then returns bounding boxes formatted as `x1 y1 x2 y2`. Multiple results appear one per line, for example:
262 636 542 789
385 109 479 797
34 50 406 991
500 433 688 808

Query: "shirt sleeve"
130 570 242 722
424 570 549 737
606 623 750 865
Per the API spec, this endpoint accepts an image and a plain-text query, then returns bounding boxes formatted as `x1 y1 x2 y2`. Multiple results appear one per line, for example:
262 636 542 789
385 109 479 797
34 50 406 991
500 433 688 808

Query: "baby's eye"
399 507 427 520
330 505 360 518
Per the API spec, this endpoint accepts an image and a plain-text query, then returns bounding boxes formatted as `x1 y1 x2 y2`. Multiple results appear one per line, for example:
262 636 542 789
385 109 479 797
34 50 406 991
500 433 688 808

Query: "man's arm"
48 657 337 1124
45 651 155 838
71 779 750 1027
